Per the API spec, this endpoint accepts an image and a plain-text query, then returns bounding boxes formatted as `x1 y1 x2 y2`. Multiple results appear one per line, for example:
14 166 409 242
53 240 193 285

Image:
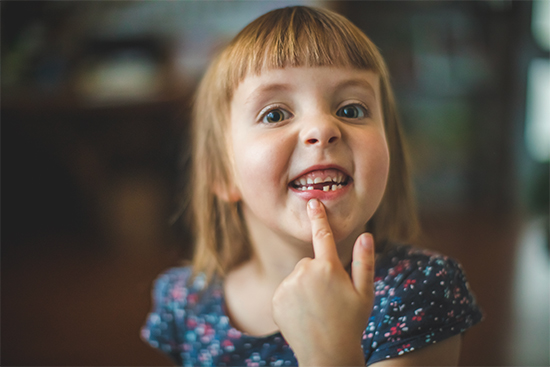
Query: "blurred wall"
2 1 548 366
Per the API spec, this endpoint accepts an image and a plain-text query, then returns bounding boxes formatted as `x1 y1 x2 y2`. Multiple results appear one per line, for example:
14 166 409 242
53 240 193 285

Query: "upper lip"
289 164 352 183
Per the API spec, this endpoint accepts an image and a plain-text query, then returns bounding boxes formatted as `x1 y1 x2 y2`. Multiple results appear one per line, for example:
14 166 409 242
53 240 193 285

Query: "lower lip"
288 182 352 201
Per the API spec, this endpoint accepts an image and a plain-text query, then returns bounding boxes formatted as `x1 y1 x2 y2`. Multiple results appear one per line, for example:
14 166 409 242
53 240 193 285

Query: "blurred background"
2 1 548 366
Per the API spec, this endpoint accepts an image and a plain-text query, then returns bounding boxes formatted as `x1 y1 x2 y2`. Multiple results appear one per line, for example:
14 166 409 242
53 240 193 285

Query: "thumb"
351 233 375 297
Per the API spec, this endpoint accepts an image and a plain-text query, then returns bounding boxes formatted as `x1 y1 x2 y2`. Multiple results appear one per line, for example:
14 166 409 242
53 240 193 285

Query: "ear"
212 181 241 203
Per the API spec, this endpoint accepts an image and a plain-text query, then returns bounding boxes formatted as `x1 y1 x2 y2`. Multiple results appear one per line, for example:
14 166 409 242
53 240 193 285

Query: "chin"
295 225 359 247
333 231 359 249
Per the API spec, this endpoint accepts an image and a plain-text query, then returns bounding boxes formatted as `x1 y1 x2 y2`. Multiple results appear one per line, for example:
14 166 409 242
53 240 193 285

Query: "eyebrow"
244 77 377 105
245 83 292 105
334 79 377 99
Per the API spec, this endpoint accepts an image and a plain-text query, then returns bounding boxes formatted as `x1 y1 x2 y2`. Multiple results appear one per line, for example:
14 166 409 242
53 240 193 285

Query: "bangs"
220 6 387 97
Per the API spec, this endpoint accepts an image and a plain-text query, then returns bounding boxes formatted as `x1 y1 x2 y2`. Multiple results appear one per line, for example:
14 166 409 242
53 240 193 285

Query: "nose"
301 116 341 147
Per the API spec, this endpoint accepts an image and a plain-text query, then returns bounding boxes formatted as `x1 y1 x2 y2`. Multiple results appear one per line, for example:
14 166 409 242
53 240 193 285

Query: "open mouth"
289 168 351 192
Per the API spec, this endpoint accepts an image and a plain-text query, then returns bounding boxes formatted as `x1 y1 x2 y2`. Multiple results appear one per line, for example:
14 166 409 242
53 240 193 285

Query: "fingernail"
308 199 320 209
361 234 373 249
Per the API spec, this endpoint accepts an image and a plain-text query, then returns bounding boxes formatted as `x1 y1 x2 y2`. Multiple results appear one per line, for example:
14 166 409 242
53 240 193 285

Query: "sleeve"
366 256 483 364
141 269 187 365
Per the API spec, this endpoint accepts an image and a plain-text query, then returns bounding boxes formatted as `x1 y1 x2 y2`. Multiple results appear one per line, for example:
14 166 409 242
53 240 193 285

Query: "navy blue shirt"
141 244 483 366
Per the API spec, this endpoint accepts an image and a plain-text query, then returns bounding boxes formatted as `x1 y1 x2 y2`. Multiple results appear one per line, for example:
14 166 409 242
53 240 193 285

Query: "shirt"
141 244 483 366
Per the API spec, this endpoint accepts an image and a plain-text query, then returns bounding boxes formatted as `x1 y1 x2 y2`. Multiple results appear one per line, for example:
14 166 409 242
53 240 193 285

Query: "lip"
289 181 352 201
289 164 352 183
288 164 353 202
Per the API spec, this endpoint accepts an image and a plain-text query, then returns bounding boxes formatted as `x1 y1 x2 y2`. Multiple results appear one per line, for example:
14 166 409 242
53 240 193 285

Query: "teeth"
293 172 348 190
295 183 346 192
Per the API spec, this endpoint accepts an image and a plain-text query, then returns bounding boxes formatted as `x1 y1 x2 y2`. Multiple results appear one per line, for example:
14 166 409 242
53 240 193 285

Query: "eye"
336 104 367 119
261 108 292 124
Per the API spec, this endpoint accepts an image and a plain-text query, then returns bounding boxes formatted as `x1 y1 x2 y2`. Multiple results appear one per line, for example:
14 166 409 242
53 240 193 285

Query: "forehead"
232 67 380 105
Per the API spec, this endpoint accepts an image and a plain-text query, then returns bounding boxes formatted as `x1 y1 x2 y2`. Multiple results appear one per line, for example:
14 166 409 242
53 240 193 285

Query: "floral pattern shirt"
141 244 483 366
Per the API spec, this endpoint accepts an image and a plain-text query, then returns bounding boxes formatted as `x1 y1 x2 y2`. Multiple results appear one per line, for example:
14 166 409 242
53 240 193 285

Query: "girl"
142 6 483 366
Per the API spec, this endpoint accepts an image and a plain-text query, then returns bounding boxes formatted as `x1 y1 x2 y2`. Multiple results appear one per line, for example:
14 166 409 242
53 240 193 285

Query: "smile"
289 168 351 192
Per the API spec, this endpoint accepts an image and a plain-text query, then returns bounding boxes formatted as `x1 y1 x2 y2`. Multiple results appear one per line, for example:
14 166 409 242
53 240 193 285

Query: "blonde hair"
187 6 419 280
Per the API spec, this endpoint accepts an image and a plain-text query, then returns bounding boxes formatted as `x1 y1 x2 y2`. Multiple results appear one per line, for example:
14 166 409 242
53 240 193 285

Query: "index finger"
307 199 339 261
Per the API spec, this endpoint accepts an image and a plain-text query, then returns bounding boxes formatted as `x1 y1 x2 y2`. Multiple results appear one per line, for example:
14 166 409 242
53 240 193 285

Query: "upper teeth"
294 174 344 187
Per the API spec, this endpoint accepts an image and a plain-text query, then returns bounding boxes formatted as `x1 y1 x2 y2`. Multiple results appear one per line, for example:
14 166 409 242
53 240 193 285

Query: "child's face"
228 67 389 249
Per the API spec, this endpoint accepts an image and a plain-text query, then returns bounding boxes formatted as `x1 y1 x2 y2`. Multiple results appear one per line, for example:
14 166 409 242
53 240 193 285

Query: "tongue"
310 183 331 190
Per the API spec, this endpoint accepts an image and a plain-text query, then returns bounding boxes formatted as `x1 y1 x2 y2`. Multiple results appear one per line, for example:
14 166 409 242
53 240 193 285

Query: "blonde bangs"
219 6 388 100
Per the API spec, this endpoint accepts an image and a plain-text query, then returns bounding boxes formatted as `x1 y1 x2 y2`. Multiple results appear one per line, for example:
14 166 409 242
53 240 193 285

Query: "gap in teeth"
300 183 344 191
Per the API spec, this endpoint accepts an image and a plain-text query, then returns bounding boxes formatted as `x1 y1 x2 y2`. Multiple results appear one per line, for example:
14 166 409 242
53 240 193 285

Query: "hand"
272 198 375 366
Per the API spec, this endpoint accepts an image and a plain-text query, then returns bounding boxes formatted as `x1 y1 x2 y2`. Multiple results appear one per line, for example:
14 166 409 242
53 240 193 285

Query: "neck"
221 205 362 337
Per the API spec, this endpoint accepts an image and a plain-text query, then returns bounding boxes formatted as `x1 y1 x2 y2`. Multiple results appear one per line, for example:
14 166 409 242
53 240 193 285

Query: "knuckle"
364 262 374 272
272 279 292 305
314 227 333 240
272 288 283 306
323 260 336 273
317 260 337 276
295 257 312 270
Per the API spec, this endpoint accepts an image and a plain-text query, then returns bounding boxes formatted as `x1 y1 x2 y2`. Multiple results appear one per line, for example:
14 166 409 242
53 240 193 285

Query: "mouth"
289 168 351 192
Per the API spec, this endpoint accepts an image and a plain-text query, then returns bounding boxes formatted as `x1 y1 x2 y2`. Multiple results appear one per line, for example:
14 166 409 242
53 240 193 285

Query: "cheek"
233 136 291 198
373 145 390 189
358 135 390 194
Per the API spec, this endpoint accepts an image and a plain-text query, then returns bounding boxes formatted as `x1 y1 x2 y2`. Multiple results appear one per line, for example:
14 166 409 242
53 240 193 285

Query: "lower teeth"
299 184 344 191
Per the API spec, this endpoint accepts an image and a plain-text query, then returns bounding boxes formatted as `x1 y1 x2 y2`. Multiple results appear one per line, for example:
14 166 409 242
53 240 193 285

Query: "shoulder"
141 266 217 363
376 244 457 277
153 265 199 287
149 265 216 310
152 266 200 296
365 244 483 364
144 266 197 326
374 244 482 323
374 244 472 294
